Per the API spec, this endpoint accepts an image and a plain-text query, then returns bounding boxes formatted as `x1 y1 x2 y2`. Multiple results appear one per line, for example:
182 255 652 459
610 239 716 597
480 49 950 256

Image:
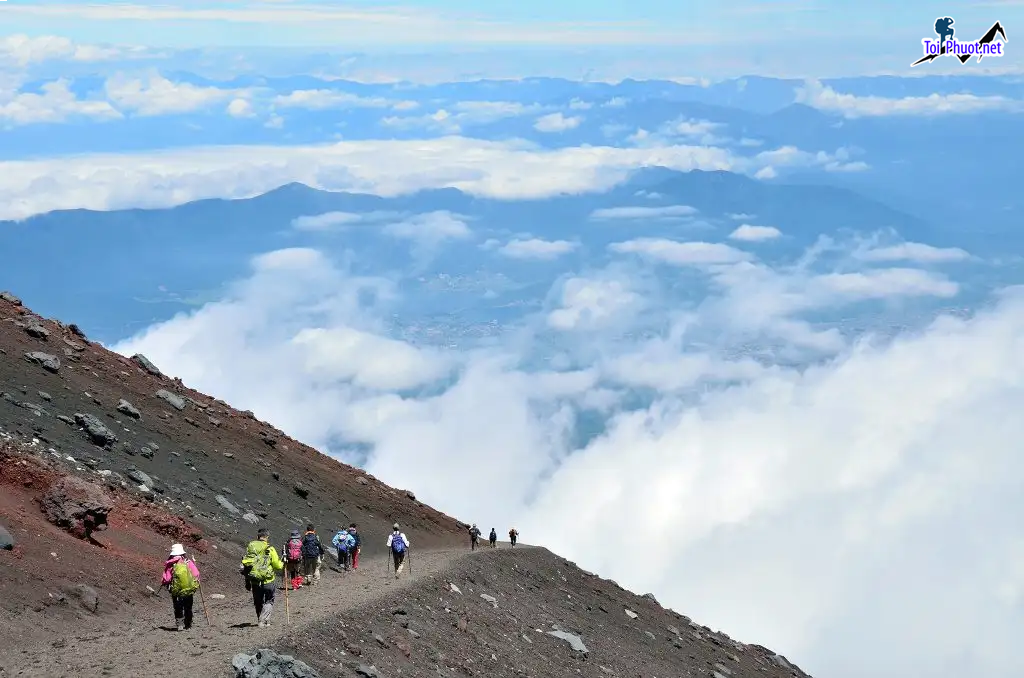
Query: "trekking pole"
284 573 291 625
192 556 212 627
408 550 414 575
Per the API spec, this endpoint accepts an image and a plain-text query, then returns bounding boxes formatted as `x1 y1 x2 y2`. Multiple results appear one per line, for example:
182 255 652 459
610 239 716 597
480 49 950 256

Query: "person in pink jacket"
161 543 201 631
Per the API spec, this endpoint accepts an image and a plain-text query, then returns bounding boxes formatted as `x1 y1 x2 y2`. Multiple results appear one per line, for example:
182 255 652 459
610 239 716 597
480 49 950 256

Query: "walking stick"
192 556 212 627
408 549 413 575
284 572 291 625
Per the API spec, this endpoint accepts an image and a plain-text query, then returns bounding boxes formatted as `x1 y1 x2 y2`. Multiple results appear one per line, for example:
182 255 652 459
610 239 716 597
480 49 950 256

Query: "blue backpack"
334 531 350 552
391 533 406 554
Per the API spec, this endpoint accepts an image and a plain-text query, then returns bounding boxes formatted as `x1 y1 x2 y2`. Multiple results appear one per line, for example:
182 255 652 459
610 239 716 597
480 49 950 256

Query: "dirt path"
6 549 467 678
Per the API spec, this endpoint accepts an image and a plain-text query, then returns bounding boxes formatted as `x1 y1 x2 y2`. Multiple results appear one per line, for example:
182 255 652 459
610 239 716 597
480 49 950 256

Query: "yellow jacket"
241 539 284 584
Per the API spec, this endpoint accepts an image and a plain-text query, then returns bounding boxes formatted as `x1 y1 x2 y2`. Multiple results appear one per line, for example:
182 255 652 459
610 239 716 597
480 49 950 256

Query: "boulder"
74 413 117 447
548 626 588 655
241 512 260 525
25 323 50 340
0 291 21 305
231 649 320 678
24 352 60 373
116 399 141 420
215 494 241 515
42 476 113 539
125 467 154 488
155 389 186 411
131 354 163 376
62 583 100 614
67 323 86 339
0 524 14 550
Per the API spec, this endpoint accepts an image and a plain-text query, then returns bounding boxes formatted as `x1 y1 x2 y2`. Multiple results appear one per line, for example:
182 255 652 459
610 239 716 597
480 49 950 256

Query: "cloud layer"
108 224 1020 678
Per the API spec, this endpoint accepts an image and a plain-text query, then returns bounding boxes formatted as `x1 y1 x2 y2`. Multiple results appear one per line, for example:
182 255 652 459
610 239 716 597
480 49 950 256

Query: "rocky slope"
0 290 812 677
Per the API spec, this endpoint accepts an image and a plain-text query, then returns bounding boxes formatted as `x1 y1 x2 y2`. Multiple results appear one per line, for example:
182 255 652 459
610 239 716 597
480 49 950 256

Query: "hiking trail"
2 548 470 678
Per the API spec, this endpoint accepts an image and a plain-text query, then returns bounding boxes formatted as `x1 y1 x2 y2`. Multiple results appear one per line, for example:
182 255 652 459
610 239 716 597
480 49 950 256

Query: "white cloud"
273 89 392 110
227 98 255 118
382 211 472 245
534 112 582 132
796 79 1024 118
497 238 578 260
729 224 782 242
854 242 971 264
109 238 1024 678
0 137 753 221
104 73 245 116
590 205 698 220
547 277 641 331
0 34 136 66
381 100 542 133
0 79 122 126
610 238 752 266
291 210 404 232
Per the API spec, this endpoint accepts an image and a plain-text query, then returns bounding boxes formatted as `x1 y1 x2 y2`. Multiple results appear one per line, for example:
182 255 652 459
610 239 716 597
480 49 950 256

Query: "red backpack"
286 537 303 562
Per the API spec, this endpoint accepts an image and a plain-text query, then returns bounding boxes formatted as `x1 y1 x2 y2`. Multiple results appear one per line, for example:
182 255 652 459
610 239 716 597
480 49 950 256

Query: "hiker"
282 529 304 589
332 527 355 570
348 523 362 570
469 524 481 550
301 524 326 585
160 543 200 632
386 523 410 579
509 527 519 547
240 527 284 627
489 528 498 548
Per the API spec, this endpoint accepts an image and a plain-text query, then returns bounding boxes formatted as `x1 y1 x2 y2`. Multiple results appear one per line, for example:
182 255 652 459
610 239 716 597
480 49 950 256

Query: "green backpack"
169 559 199 597
249 544 274 582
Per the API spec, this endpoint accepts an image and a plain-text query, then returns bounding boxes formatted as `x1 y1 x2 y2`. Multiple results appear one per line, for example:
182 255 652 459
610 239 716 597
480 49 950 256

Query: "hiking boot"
175 618 184 632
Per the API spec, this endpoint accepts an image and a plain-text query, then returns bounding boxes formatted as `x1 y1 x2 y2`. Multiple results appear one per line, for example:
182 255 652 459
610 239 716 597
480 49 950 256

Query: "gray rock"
42 476 113 539
131 354 163 376
241 512 260 525
116 399 141 420
624 609 638 619
139 446 154 459
74 413 117 447
125 468 154 488
215 494 241 515
480 593 497 606
0 291 21 305
25 323 50 339
644 631 656 640
0 524 14 550
56 414 75 426
353 665 381 678
548 629 588 655
62 584 100 613
231 648 320 678
24 352 60 373
38 391 52 402
155 389 186 411
293 484 309 499
713 663 733 676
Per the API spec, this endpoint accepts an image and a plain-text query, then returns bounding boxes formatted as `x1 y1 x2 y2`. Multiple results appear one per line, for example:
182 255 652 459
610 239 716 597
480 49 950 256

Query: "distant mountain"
0 168 951 342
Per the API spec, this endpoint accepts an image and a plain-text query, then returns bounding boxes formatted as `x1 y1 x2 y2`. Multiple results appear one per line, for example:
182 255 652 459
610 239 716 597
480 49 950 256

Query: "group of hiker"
468 524 518 550
160 520 516 630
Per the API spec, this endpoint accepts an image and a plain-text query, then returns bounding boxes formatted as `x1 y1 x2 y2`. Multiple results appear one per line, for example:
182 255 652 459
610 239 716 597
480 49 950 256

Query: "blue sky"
3 0 1020 54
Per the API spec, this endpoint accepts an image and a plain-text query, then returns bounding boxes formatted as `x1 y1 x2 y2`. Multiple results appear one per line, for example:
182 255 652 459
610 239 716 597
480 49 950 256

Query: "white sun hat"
169 543 185 557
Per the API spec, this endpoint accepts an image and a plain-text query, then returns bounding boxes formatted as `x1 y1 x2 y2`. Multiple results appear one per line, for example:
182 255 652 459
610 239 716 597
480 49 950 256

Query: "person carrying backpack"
332 528 355 570
468 524 481 551
160 543 200 632
240 527 284 627
282 529 304 589
300 524 325 585
509 528 519 547
348 523 362 570
489 528 498 548
386 523 410 579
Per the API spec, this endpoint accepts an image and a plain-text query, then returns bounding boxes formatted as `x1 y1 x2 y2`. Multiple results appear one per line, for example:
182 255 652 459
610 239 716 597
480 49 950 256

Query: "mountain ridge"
0 291 815 677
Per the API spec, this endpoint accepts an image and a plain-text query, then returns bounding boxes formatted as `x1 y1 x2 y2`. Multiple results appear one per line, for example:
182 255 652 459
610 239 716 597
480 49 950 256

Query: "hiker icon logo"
912 17 1008 67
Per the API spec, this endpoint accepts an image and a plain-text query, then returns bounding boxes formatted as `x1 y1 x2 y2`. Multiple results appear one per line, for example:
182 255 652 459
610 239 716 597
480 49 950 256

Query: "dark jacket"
469 527 481 539
349 529 361 548
489 530 497 541
301 531 325 558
